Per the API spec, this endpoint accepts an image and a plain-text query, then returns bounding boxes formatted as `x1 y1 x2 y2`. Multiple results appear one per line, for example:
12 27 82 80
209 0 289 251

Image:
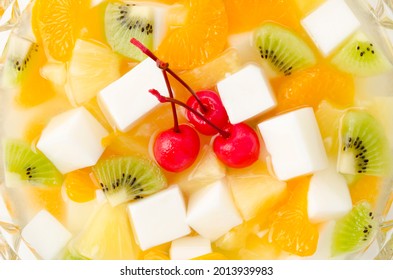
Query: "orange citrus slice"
32 0 88 61
156 0 228 69
64 168 99 203
224 0 300 34
271 63 355 113
269 177 319 257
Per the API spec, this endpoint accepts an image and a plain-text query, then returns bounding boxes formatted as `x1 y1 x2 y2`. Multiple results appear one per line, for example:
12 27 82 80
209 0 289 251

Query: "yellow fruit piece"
64 168 99 203
294 0 325 16
66 39 121 105
74 203 141 260
224 0 300 34
193 252 228 260
238 234 281 260
315 101 345 154
32 0 88 61
143 243 170 260
269 177 319 257
349 175 382 209
177 48 241 92
215 221 257 254
157 0 228 69
228 174 287 221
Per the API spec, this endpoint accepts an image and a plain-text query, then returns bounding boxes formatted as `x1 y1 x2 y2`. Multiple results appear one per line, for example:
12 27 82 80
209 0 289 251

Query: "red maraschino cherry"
154 124 200 172
150 89 260 168
213 123 260 168
186 90 229 136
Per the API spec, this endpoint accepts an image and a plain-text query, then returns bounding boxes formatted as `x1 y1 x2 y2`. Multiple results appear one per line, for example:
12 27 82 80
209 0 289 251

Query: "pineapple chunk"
179 145 226 196
228 174 287 221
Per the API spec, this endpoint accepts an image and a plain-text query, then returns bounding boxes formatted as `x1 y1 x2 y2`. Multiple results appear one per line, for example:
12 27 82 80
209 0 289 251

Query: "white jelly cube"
308 165 352 223
186 180 243 241
37 107 108 174
98 58 167 132
21 210 72 260
169 236 212 260
301 0 361 56
127 185 190 251
217 64 276 124
258 107 328 181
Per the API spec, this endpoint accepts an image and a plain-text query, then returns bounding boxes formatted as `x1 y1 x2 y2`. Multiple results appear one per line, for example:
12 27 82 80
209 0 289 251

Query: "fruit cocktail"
1 0 393 260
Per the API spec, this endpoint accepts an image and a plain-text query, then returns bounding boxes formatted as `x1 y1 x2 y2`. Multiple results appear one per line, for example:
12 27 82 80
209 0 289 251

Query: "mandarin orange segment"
32 0 88 61
64 168 99 203
156 0 228 69
26 185 66 221
269 177 319 257
271 63 355 113
224 0 300 34
349 175 382 209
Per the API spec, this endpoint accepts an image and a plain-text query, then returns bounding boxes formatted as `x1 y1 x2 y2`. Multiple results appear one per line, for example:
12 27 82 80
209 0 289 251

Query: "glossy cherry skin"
186 90 229 135
153 124 200 172
213 123 260 168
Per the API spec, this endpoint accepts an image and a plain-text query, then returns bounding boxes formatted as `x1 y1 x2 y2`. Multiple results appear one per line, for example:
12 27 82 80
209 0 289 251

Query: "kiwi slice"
1 34 39 87
331 32 392 76
105 2 154 61
3 139 63 186
337 110 390 176
332 202 378 256
92 156 167 206
254 22 316 75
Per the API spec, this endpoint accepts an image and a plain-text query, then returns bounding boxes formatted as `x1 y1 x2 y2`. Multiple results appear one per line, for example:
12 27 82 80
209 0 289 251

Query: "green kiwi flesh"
332 202 378 256
105 2 154 61
337 110 390 176
254 22 316 75
331 32 392 76
1 34 39 87
3 139 63 186
92 156 167 206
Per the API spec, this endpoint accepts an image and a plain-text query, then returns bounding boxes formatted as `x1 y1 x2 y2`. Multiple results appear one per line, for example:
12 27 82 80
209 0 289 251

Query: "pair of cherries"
131 38 261 172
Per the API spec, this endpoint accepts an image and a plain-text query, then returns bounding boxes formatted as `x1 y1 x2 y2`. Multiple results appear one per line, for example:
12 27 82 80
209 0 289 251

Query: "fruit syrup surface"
0 0 393 259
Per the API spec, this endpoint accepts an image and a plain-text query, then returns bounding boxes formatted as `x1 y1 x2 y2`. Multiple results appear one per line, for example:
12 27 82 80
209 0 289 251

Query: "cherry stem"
163 69 180 133
149 89 231 139
130 38 207 112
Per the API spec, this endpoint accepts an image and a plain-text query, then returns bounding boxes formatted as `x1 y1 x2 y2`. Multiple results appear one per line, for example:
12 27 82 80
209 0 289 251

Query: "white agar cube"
308 165 352 223
257 107 328 181
98 58 168 132
217 64 276 124
301 0 361 56
127 185 190 251
186 180 243 241
21 210 72 260
169 236 212 260
37 107 108 174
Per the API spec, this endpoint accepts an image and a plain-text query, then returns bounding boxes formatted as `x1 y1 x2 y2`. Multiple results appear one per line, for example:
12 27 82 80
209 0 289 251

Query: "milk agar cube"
186 180 243 241
169 236 212 260
301 0 361 56
98 58 168 132
37 107 108 174
257 107 328 181
21 210 72 260
127 185 190 251
308 165 352 223
217 64 276 124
